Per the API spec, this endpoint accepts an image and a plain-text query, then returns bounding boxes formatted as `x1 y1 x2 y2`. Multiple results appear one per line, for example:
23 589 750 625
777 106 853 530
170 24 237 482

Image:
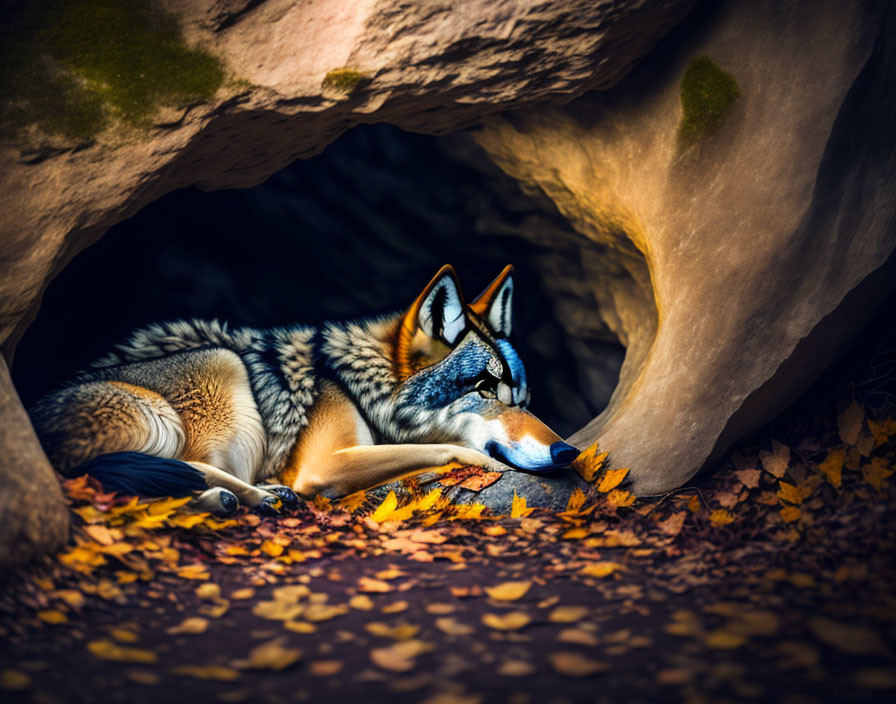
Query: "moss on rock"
677 55 740 150
321 68 367 94
0 0 224 141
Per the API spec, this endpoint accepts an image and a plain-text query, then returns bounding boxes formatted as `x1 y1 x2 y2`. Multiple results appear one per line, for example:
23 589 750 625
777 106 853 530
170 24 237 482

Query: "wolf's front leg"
187 461 286 515
295 443 509 498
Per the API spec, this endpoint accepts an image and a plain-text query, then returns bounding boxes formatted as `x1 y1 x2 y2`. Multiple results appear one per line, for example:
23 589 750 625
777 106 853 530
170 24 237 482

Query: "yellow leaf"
777 482 803 504
779 506 801 523
817 448 845 488
261 541 284 557
597 468 629 493
146 496 193 516
498 659 536 677
548 652 606 677
37 610 67 624
303 604 349 622
579 561 624 578
337 491 366 513
172 665 240 681
572 444 607 482
482 612 531 631
369 640 434 672
195 583 221 600
88 639 157 664
451 503 485 520
233 637 302 671
606 489 635 507
370 491 398 523
561 527 589 540
710 509 734 526
862 457 894 491
704 629 748 649
166 617 209 635
349 595 374 610
231 588 255 600
358 577 393 593
565 488 587 513
381 600 409 614
283 621 316 634
309 660 344 677
510 492 533 519
177 564 210 581
365 622 420 640
484 581 531 602
435 617 475 636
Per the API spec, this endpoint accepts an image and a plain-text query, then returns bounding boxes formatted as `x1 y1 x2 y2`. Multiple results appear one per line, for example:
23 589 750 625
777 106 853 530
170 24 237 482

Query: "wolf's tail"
62 452 207 497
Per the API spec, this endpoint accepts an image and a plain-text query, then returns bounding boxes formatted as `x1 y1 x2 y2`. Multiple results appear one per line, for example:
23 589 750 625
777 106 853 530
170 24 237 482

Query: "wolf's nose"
550 442 580 466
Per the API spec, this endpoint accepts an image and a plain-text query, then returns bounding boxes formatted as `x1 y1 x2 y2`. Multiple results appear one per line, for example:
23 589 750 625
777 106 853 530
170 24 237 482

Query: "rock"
0 358 69 564
0 0 693 561
472 0 896 492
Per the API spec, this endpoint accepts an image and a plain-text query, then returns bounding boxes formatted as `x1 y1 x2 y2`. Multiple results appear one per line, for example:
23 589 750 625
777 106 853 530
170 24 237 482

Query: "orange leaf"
817 448 845 488
709 509 734 526
510 493 533 518
597 468 629 493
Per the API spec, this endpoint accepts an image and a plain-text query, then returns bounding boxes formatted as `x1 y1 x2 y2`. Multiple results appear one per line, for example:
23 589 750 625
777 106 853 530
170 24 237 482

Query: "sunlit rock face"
0 0 693 563
473 0 896 493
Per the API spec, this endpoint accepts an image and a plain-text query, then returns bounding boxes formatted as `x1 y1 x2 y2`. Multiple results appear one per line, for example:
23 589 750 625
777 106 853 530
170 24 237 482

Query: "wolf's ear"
403 264 466 345
469 265 514 337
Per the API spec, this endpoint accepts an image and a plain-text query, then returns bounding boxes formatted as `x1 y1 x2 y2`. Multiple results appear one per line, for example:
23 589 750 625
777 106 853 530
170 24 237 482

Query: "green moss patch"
321 69 366 94
677 55 740 151
0 0 224 141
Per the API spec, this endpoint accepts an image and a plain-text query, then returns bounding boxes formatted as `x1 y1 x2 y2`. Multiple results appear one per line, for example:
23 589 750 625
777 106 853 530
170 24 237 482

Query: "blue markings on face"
495 338 528 406
399 337 494 411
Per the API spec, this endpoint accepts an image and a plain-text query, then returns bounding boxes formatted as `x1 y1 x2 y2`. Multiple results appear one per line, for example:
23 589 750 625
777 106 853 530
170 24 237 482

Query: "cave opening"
12 123 626 438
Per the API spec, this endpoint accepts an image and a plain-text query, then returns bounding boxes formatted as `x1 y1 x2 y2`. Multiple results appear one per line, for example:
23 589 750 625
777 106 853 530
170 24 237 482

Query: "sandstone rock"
0 358 69 564
473 0 896 493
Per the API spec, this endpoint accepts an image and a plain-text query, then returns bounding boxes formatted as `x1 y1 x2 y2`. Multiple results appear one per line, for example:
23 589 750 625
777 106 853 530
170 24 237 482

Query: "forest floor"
2 338 896 704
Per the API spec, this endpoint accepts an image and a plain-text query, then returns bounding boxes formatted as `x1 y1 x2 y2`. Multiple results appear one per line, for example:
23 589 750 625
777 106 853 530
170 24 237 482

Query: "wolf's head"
388 265 580 473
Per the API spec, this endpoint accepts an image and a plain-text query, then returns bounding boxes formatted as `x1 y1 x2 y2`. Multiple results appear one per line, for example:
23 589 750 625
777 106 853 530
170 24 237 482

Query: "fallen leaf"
0 669 31 690
510 493 533 519
484 581 531 602
195 583 221 600
548 652 606 677
233 637 302 670
779 506 801 523
817 448 845 488
350 595 374 610
88 639 157 664
369 640 434 672
734 469 761 488
309 660 344 677
481 612 531 631
597 468 629 493
498 659 536 677
365 622 420 640
853 668 896 690
371 491 398 523
709 509 734 526
358 577 393 593
657 512 686 536
760 441 790 478
37 610 68 625
435 617 475 636
172 665 240 681
557 628 599 646
166 617 209 635
606 489 635 507
579 562 624 578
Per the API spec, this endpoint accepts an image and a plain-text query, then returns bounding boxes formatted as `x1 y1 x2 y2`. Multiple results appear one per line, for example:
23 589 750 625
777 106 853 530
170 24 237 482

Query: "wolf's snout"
550 442 579 466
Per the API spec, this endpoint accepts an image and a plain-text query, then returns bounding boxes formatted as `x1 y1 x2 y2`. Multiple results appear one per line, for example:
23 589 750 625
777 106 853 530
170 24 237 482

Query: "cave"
3 1 896 702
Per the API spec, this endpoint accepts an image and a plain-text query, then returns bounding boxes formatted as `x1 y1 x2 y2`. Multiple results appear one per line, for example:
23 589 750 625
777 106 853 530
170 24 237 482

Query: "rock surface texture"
0 0 693 562
474 0 896 492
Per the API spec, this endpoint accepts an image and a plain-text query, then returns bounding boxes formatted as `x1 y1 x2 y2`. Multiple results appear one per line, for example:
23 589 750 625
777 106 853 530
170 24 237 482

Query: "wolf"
29 265 580 515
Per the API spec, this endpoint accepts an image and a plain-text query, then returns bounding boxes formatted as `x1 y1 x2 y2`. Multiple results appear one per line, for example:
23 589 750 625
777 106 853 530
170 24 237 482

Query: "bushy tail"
62 452 207 497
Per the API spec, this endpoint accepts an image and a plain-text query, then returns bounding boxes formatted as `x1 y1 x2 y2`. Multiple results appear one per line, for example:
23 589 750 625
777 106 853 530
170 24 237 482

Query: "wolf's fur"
30 266 579 514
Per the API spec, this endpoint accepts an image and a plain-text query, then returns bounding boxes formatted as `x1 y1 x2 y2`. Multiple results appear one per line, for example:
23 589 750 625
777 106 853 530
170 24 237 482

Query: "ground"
2 342 896 704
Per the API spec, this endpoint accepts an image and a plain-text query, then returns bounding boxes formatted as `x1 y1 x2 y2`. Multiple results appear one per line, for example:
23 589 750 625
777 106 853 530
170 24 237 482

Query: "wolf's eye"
474 375 499 399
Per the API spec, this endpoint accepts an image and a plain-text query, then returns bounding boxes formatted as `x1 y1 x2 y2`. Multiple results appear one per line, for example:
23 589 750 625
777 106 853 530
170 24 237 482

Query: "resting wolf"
30 265 580 515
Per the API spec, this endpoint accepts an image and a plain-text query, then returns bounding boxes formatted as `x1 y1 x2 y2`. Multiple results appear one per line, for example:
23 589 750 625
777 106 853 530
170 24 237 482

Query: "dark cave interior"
12 124 625 436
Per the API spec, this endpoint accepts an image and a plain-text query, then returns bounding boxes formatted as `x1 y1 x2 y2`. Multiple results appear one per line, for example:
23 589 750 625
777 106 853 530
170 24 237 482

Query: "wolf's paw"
253 495 281 517
257 484 299 511
194 487 240 517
